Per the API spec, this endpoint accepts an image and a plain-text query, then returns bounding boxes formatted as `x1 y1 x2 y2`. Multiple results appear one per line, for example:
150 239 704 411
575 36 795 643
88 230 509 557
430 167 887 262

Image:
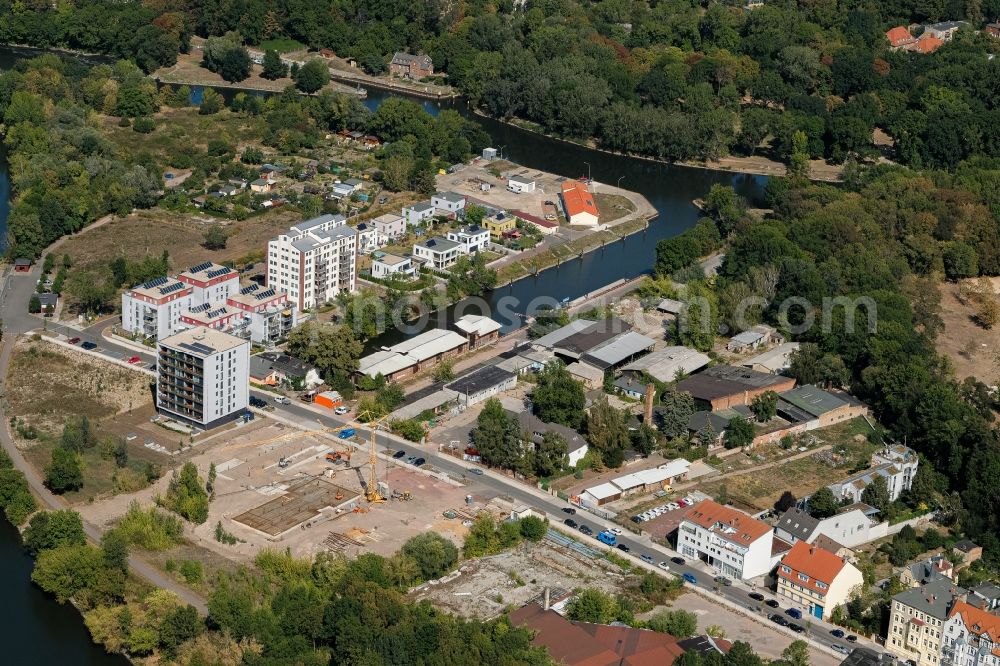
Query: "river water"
0 46 764 658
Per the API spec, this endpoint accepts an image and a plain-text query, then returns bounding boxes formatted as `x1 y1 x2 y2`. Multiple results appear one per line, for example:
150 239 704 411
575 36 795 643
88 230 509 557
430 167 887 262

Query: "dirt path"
672 442 834 491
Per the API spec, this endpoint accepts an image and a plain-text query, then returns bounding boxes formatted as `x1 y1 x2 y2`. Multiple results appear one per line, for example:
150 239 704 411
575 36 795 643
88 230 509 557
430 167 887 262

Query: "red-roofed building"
510 602 685 666
677 500 776 580
943 601 1000 666
886 26 915 48
777 541 863 620
910 33 944 53
561 181 600 227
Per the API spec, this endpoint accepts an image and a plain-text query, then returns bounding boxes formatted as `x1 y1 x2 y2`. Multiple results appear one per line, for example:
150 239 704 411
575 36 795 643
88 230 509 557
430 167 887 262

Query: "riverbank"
470 108 846 183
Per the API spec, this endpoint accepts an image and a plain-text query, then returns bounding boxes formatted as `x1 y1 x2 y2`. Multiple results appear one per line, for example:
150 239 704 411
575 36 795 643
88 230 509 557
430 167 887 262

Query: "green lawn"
258 38 306 53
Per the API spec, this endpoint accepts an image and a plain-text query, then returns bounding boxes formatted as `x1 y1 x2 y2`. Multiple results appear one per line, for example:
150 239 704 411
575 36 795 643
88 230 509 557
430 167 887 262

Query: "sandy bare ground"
937 282 1000 385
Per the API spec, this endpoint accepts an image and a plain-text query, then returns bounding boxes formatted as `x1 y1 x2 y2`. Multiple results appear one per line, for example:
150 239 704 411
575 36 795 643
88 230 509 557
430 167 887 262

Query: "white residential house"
413 237 464 270
122 277 194 340
224 283 297 345
371 254 416 280
776 541 863 620
402 201 436 226
446 226 490 254
371 213 406 240
354 222 380 253
330 181 360 199
677 499 776 580
774 505 881 549
507 175 536 193
156 327 249 429
432 191 466 214
828 444 919 504
941 601 1000 666
266 214 358 310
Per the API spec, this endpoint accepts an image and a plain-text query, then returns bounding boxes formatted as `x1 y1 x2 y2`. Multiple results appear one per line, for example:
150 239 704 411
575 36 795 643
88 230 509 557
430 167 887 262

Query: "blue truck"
596 531 617 547
338 428 356 439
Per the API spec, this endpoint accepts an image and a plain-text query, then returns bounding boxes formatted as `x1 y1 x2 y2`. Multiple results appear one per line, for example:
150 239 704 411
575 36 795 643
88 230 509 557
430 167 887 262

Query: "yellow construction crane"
349 411 389 504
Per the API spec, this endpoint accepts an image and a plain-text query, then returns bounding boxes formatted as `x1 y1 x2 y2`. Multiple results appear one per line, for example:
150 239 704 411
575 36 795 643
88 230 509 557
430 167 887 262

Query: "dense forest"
656 161 1000 566
3 0 1000 167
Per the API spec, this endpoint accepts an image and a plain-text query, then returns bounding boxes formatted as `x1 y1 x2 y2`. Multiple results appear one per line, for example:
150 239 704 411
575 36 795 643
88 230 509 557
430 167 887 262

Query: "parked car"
671 556 686 566
404 456 417 464
682 573 697 585
127 356 141 364
631 516 642 523
830 629 846 639
640 554 654 564
714 576 733 587
468 468 484 475
562 507 576 514
249 396 266 408
273 396 291 405
334 406 349 415
392 450 406 459
657 561 670 571
579 525 593 536
81 341 97 350
610 527 622 535
847 635 858 643
68 337 80 345
564 519 578 528
765 599 780 608
749 592 765 602
786 608 803 620
412 457 425 466
770 614 789 627
616 543 630 553
789 624 805 634
831 645 851 655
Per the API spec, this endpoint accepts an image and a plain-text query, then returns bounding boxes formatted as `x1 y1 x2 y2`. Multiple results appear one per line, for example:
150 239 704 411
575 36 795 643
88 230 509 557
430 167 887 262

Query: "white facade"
122 277 193 340
942 602 1000 666
402 201 436 226
812 509 878 548
372 213 406 240
829 444 919 504
446 226 490 254
372 254 415 279
432 192 466 213
776 541 863 620
156 327 249 429
354 222 380 254
413 237 464 270
677 500 775 580
507 175 536 193
267 214 358 310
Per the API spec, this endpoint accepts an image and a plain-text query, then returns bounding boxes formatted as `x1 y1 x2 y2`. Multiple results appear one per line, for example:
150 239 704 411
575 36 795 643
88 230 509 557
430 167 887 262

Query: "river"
0 46 763 658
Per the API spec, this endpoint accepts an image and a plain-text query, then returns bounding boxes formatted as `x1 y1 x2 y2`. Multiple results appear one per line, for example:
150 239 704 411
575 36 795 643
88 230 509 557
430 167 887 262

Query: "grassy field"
594 193 637 224
258 38 306 53
7 336 161 503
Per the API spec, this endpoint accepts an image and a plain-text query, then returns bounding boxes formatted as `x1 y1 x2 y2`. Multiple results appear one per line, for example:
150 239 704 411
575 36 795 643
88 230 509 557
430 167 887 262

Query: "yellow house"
485 215 516 239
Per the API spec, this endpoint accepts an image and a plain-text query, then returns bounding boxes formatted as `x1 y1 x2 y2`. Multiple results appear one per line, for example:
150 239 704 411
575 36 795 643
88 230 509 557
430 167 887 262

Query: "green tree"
532 362 586 430
433 358 455 383
159 605 203 658
724 416 755 449
677 282 718 351
658 390 695 438
519 515 547 542
199 89 223 115
447 253 498 300
534 431 567 477
163 463 210 524
401 533 459 581
471 398 524 471
28 294 41 314
861 476 891 514
631 423 659 456
587 397 630 468
647 609 698 637
100 529 130 572
782 640 810 666
261 49 287 80
788 130 810 180
567 588 617 624
285 322 362 386
295 59 330 94
749 391 777 422
203 226 228 250
23 510 86 555
45 447 83 493
808 486 839 518
31 544 104 605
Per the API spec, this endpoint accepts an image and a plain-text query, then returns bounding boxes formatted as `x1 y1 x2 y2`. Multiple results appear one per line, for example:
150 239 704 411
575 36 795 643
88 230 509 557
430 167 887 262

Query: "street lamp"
583 161 591 183
617 176 626 189
499 145 507 161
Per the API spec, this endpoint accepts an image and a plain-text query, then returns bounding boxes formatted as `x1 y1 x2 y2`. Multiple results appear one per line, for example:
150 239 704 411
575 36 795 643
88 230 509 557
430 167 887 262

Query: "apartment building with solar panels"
156 326 250 429
121 262 297 346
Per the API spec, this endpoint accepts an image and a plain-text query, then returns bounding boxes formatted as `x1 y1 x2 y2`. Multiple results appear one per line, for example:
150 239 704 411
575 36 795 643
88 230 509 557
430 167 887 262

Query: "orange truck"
314 390 343 409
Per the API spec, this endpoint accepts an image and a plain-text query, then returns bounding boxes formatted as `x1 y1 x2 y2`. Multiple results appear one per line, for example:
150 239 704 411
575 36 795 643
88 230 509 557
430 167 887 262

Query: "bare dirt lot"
936 281 1000 384
438 160 569 220
155 51 355 95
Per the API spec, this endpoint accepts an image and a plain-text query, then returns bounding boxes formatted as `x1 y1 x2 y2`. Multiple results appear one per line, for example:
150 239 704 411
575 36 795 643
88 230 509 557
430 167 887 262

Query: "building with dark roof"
249 352 321 389
447 365 516 407
838 646 900 666
774 507 820 544
508 409 589 467
887 578 966 666
675 365 795 410
550 318 633 360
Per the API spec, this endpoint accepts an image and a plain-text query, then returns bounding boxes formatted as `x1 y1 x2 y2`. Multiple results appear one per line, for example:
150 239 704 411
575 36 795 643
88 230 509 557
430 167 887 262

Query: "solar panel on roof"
141 276 169 289
188 261 212 273
426 239 436 247
206 267 230 278
240 284 259 295
159 281 185 295
254 288 276 301
189 303 211 313
179 341 216 355
208 308 227 318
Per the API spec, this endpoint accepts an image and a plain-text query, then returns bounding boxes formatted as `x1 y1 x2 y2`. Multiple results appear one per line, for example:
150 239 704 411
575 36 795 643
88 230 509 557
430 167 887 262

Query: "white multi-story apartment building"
677 500 775 580
226 283 297 345
267 214 358 310
372 213 406 240
888 578 967 666
156 327 249 429
942 601 1000 666
413 236 464 270
176 261 240 304
447 225 490 254
829 444 919 504
121 276 193 340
